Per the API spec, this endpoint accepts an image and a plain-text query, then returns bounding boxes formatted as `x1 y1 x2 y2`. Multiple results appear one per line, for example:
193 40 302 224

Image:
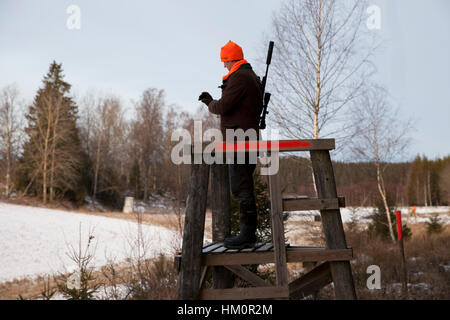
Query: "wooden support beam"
310 150 357 300
185 139 336 155
289 262 332 299
282 196 345 211
200 286 289 300
177 161 210 300
338 196 345 208
210 163 234 289
282 197 341 211
199 266 210 289
174 255 181 272
224 265 270 287
268 153 288 287
287 247 352 263
201 247 353 266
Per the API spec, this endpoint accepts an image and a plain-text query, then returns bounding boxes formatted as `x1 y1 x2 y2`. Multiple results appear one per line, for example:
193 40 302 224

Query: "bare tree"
30 92 64 204
131 88 165 200
164 105 193 240
350 84 411 242
0 84 24 197
267 0 376 140
92 96 124 201
78 91 98 159
36 93 81 203
78 92 128 206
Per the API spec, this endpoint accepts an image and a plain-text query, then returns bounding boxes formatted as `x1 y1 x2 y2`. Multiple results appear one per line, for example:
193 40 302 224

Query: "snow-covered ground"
0 203 178 283
1 201 448 284
288 206 450 224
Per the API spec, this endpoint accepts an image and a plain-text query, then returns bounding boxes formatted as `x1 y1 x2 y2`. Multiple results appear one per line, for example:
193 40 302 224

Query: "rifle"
259 41 274 130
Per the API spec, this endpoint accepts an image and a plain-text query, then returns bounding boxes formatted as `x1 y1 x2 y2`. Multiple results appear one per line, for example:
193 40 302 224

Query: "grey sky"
1 0 449 159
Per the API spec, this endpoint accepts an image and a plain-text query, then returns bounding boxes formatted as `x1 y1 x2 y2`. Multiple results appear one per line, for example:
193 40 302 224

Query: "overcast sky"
1 0 449 160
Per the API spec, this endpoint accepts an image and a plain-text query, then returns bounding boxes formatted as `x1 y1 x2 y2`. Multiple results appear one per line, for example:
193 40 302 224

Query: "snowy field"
1 202 448 284
288 206 450 224
0 203 178 283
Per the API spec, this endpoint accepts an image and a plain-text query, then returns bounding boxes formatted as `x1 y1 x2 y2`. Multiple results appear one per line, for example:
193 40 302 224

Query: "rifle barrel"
266 41 274 65
259 41 274 130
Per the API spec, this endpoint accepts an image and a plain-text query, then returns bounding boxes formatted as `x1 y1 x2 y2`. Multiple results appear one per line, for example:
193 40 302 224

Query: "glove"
198 92 213 106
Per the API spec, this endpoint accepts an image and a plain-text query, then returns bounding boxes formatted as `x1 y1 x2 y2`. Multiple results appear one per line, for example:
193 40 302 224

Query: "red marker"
215 140 311 152
396 210 403 241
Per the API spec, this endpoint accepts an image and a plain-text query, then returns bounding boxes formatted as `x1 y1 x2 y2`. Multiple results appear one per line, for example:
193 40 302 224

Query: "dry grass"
286 218 325 246
2 197 448 300
282 215 450 300
0 277 44 300
321 223 450 300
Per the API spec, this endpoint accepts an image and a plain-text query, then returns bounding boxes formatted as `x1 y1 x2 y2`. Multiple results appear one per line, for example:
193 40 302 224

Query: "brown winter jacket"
207 63 263 140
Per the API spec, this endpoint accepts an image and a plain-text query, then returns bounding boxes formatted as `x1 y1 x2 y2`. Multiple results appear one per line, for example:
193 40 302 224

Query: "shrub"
126 254 178 300
56 230 100 300
426 214 444 235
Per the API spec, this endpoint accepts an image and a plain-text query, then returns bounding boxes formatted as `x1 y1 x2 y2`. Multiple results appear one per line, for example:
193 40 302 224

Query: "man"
199 41 263 249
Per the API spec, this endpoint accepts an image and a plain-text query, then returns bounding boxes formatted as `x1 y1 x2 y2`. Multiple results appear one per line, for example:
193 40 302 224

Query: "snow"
0 202 178 283
287 206 450 224
1 201 448 284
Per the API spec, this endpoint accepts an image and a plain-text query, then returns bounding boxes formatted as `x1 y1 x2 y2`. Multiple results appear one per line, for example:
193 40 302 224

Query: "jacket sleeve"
208 75 246 115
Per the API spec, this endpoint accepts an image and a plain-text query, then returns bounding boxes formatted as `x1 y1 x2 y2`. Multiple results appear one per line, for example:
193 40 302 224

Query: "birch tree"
350 84 411 242
267 0 375 140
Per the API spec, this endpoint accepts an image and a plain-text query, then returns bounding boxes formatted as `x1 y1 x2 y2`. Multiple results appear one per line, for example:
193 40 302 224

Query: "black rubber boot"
224 202 257 249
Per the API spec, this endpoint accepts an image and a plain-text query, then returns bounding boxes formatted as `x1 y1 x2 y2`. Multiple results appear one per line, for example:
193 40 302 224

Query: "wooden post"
268 151 288 287
177 160 210 300
210 163 234 289
396 210 408 296
310 150 357 300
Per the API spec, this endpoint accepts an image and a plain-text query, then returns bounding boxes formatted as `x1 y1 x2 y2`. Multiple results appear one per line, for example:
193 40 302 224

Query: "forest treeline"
1 62 449 209
277 155 450 207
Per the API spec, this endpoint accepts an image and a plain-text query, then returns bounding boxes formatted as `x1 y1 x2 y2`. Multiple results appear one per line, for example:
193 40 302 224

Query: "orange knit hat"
220 41 244 62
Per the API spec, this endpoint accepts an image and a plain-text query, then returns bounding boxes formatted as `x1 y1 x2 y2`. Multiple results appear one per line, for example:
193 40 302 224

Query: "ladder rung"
282 196 345 211
200 286 290 300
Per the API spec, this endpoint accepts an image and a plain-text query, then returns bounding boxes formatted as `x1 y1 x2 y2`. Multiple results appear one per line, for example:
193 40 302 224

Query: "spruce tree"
17 61 86 203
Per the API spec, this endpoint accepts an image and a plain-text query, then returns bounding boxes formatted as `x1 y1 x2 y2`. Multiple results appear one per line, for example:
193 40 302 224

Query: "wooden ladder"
176 139 357 300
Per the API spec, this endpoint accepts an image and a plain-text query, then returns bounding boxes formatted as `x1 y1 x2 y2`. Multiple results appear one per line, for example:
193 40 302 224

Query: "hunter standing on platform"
198 41 263 249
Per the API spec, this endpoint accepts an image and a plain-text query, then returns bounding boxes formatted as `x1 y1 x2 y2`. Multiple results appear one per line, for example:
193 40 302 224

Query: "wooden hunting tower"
175 139 356 300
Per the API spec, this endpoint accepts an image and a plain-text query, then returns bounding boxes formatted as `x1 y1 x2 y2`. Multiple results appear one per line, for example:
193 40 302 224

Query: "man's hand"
198 92 213 106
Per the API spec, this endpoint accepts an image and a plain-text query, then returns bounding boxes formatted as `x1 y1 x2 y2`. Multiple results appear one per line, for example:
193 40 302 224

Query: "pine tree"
368 196 412 241
17 61 86 203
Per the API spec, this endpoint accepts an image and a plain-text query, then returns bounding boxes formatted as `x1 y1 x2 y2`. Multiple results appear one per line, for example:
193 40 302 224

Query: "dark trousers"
228 163 257 228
